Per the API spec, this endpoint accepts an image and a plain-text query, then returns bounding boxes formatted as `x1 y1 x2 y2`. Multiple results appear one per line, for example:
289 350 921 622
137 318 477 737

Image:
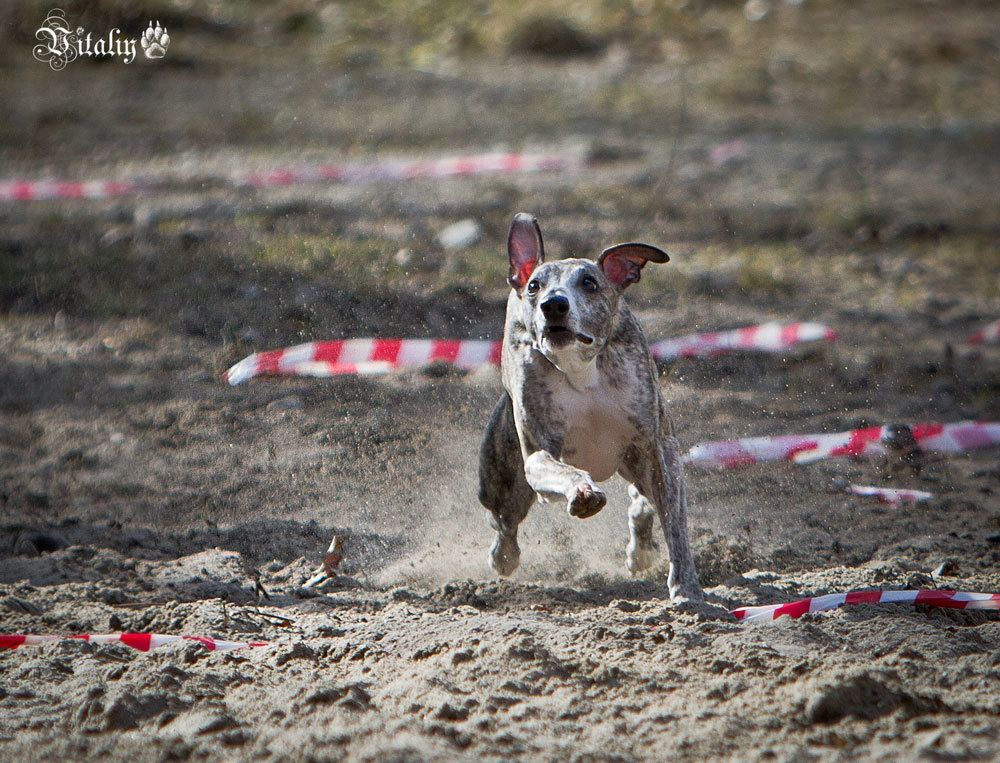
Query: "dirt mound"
802 671 943 724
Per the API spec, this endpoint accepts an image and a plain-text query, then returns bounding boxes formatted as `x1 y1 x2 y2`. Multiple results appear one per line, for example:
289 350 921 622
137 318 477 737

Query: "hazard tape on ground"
0 633 268 652
966 319 1000 345
649 321 835 360
223 338 502 385
0 152 580 202
222 322 836 385
684 420 1000 470
236 152 580 189
0 179 142 201
731 589 1000 623
847 485 933 504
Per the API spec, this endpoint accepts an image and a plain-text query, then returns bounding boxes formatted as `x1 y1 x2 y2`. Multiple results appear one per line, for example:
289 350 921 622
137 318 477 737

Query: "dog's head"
506 212 669 365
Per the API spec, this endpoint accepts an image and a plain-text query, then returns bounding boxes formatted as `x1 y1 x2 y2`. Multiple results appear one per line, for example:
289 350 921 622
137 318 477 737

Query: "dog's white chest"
552 378 635 483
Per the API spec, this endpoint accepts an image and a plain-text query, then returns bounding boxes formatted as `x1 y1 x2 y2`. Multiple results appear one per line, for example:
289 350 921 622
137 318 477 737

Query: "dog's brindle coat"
478 213 702 602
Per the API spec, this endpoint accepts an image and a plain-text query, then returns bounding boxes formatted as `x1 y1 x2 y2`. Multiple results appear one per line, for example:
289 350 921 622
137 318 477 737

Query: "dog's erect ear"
508 213 544 290
597 243 670 289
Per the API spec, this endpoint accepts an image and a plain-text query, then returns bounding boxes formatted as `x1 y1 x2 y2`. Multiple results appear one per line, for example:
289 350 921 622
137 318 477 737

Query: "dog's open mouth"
543 326 594 347
543 325 573 347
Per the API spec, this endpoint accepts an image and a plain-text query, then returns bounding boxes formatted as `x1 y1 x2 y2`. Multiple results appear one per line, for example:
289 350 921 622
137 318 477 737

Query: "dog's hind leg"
478 393 535 576
625 484 658 575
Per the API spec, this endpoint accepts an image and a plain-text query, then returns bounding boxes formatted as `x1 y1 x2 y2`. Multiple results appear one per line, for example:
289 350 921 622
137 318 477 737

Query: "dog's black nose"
540 294 570 320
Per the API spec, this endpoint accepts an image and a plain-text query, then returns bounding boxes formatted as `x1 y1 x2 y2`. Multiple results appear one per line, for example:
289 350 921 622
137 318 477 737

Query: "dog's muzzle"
539 295 593 348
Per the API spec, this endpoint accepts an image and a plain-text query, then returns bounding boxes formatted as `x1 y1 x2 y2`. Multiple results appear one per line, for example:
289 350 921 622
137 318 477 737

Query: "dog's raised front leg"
478 393 536 575
522 450 606 519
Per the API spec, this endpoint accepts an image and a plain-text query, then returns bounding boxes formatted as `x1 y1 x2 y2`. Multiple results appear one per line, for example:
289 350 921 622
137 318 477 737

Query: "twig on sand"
244 609 294 627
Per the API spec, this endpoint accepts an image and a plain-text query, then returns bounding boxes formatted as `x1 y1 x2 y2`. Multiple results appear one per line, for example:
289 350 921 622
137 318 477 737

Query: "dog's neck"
535 341 600 391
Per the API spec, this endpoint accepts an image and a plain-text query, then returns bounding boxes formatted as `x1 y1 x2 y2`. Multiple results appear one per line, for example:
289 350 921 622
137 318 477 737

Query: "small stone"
435 218 481 250
931 560 959 578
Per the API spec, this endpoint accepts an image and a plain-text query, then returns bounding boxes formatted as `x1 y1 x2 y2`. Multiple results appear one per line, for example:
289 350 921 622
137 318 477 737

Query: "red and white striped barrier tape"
236 152 580 189
966 319 1000 345
847 484 933 504
0 633 268 652
685 420 1000 470
223 338 502 385
0 152 580 202
649 321 835 360
731 589 1000 623
0 179 142 201
223 322 835 385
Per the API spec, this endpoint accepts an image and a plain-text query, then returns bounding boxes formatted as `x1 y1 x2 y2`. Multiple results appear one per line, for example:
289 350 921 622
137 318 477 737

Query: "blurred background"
1 0 998 585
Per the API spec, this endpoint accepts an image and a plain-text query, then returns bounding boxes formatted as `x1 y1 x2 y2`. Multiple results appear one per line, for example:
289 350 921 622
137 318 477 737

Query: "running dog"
478 213 702 602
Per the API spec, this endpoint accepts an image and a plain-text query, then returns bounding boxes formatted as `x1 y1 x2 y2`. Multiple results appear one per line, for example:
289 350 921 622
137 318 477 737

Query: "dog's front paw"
568 484 606 519
489 534 520 577
668 578 705 606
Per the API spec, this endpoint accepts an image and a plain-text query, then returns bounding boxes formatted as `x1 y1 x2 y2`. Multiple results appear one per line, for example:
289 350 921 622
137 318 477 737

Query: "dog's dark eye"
527 279 540 294
581 275 599 292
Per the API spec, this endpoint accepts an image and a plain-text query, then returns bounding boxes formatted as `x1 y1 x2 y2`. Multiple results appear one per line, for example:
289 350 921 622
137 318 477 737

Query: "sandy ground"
2 0 1000 760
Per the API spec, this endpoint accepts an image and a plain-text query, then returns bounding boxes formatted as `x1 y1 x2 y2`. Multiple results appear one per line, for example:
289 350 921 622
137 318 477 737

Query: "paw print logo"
141 20 169 59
